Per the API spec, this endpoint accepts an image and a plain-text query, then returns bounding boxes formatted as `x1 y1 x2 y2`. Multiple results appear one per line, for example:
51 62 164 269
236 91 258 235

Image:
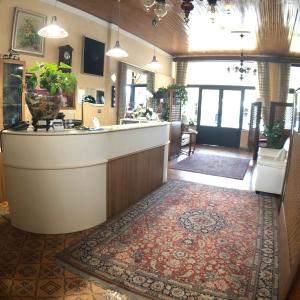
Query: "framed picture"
11 8 47 56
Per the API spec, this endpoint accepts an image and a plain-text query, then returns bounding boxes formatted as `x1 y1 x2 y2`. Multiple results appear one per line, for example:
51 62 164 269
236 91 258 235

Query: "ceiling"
59 0 300 59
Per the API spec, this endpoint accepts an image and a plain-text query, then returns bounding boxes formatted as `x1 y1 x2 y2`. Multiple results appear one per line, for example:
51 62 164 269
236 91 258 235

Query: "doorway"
186 85 255 148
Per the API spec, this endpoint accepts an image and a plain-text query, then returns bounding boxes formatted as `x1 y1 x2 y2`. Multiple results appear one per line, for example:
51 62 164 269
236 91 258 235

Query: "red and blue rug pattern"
57 180 278 299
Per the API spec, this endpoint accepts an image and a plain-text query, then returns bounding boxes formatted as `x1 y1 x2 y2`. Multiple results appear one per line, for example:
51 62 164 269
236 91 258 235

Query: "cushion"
275 148 287 161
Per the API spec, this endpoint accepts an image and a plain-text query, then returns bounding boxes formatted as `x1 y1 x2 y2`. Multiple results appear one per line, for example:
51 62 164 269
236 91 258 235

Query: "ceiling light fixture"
146 49 163 71
153 0 168 20
38 1 68 38
142 0 156 11
106 0 128 58
227 32 257 80
181 0 194 24
38 16 68 38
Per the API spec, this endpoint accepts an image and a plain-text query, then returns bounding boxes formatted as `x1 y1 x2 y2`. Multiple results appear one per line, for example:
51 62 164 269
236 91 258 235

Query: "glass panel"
221 90 241 129
3 63 23 128
200 89 219 127
242 89 258 130
134 87 147 108
182 88 199 125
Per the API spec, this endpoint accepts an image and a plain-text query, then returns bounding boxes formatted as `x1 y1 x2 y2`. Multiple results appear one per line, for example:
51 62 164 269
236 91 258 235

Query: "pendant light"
106 0 128 58
38 1 68 38
154 0 168 20
146 47 163 71
142 0 156 11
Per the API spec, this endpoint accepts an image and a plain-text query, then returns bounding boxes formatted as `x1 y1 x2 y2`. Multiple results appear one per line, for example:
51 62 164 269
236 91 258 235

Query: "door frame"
187 85 255 147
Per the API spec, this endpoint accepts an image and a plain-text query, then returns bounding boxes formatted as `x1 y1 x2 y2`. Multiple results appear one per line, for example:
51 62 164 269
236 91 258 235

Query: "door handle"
215 114 218 124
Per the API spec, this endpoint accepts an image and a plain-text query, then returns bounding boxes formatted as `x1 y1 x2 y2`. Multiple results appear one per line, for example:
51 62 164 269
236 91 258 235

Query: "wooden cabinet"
107 146 164 219
0 59 25 129
0 59 25 203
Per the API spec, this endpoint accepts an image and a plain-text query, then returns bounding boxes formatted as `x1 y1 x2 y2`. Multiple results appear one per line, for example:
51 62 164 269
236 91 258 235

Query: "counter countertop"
3 121 170 136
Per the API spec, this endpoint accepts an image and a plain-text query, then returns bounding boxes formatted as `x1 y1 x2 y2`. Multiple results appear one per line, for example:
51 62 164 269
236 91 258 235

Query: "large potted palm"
25 62 77 130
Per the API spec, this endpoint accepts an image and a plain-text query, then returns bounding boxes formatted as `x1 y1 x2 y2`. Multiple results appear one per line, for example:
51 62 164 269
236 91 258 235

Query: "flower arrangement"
132 106 153 120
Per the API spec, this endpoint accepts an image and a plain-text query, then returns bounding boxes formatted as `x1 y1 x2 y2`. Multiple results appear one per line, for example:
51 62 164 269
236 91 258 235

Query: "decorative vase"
25 90 63 130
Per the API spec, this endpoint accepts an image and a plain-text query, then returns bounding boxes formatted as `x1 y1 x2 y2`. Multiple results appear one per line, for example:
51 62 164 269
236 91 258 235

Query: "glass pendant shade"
38 16 68 38
142 0 156 11
106 41 128 58
154 2 168 20
146 55 163 71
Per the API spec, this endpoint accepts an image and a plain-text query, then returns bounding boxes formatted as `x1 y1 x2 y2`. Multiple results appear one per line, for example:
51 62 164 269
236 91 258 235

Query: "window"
126 69 148 111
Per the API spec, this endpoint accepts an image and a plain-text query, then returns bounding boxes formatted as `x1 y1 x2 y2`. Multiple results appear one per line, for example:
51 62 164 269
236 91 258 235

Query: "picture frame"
11 7 47 56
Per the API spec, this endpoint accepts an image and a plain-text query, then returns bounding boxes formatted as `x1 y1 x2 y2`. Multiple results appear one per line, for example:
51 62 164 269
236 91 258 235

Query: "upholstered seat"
254 138 290 194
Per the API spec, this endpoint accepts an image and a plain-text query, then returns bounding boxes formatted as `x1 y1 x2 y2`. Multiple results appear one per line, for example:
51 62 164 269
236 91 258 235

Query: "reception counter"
2 122 170 234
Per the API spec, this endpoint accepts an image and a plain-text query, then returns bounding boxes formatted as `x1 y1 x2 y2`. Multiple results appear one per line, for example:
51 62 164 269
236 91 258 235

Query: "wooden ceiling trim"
173 53 300 64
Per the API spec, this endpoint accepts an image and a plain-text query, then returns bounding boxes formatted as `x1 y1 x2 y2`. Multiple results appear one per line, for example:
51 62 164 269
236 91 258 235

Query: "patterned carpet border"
56 180 279 300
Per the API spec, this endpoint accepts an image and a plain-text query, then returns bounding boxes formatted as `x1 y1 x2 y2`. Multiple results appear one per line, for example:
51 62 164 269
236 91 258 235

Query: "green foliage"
152 84 188 121
263 120 285 148
27 62 77 96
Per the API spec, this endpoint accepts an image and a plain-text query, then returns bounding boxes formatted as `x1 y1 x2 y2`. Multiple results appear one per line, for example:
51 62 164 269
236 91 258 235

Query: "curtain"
257 61 271 124
146 71 155 108
278 63 291 102
176 61 188 85
117 62 128 123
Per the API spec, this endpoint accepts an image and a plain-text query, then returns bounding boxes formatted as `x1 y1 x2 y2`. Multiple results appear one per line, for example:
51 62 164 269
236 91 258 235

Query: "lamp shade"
38 16 68 38
106 41 128 58
146 55 163 71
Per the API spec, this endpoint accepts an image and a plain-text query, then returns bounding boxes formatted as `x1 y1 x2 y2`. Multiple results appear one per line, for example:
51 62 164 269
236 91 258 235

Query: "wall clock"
58 45 73 72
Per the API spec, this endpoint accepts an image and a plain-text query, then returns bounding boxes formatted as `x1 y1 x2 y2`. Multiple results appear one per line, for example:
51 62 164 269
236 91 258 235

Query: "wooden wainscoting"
107 146 165 219
0 153 6 203
279 132 300 299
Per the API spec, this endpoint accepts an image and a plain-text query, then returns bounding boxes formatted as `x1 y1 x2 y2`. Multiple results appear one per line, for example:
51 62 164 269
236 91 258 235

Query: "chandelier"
227 33 257 80
141 0 232 24
142 0 194 23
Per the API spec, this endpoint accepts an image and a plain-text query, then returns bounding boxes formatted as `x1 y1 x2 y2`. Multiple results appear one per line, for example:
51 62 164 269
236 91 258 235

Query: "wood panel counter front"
2 122 170 234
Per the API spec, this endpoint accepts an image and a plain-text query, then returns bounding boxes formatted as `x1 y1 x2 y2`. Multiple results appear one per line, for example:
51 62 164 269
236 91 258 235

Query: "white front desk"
2 122 169 234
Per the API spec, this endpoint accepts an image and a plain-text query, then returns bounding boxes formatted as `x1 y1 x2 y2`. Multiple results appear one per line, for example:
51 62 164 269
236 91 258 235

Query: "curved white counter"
2 122 170 234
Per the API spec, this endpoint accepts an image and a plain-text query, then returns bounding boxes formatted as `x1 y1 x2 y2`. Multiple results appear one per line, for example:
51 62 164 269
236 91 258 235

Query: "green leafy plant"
152 84 188 121
26 62 77 95
263 120 285 148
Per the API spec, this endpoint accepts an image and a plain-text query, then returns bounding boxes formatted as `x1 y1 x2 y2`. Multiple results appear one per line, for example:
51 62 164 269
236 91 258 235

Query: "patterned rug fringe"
53 257 147 300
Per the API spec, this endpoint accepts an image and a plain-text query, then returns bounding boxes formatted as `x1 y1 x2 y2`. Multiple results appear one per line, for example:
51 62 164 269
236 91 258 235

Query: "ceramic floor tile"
15 264 40 279
39 264 64 279
11 279 37 297
37 279 64 297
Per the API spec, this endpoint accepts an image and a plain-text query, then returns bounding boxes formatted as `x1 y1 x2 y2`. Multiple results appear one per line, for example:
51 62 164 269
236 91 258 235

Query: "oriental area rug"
57 180 278 300
170 153 250 180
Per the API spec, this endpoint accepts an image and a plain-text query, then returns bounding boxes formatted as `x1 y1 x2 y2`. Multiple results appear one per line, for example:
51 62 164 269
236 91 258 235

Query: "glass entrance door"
197 87 244 148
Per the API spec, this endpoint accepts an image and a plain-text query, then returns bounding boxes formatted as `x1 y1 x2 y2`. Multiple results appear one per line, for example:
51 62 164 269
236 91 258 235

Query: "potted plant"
263 120 285 148
25 62 77 130
153 84 188 121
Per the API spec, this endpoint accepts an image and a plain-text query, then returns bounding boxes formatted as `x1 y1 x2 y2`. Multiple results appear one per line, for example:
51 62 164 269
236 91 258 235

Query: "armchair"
254 138 290 194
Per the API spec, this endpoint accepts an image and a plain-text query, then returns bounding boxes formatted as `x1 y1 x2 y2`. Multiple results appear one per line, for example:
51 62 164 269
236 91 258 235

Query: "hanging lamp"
146 49 163 71
106 0 128 58
38 1 68 38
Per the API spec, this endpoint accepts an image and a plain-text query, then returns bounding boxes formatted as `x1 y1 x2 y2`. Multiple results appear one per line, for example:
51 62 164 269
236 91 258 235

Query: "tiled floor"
0 202 128 300
0 145 254 299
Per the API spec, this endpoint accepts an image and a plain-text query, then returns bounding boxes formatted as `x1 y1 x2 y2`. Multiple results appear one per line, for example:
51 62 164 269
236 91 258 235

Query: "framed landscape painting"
11 8 47 56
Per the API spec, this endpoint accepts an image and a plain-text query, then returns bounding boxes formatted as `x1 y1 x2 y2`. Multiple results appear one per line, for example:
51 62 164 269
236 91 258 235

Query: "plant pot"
25 92 63 129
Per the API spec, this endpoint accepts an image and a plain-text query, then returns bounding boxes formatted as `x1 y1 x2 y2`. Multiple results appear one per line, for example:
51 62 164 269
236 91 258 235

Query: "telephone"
9 121 29 131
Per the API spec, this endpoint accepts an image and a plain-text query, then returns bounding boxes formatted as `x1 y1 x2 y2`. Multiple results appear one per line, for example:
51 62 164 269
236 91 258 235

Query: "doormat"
56 180 278 299
170 153 250 180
